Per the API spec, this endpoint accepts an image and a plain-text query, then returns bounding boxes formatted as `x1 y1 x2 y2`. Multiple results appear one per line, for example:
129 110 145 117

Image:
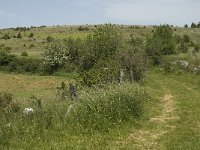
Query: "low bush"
21 51 28 57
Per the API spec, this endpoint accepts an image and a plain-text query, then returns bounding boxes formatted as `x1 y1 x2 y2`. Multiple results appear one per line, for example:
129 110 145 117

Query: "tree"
81 24 122 70
184 24 188 28
191 22 197 28
197 22 200 28
92 24 121 62
146 25 175 65
41 39 69 73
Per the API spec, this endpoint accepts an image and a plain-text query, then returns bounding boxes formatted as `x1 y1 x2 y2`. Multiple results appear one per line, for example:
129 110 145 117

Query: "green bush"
21 51 28 57
7 57 41 73
176 42 189 53
1 33 10 40
28 33 34 38
81 59 120 87
16 32 22 38
146 25 175 65
0 50 15 66
29 44 35 49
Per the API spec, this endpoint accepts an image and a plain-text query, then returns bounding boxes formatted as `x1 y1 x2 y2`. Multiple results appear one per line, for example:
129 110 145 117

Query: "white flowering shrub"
41 39 69 73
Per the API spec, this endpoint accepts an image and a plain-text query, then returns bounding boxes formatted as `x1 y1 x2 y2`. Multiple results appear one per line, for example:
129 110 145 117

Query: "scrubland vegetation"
0 23 200 149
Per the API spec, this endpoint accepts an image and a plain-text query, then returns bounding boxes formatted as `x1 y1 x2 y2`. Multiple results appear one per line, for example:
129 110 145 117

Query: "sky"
0 0 200 28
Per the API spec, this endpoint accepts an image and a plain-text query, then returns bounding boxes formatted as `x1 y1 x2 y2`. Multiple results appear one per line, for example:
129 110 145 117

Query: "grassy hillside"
0 24 200 149
1 25 200 58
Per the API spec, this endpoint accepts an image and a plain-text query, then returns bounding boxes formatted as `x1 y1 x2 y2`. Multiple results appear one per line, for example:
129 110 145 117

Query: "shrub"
146 25 175 65
17 32 22 38
78 26 89 31
28 32 34 38
1 33 10 40
46 36 54 42
41 39 69 73
0 50 15 66
7 57 41 73
21 51 28 57
118 44 147 81
177 42 189 53
29 44 35 49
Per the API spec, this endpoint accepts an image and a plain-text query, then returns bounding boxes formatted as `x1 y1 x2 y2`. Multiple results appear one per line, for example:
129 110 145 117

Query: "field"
0 25 200 149
1 25 200 58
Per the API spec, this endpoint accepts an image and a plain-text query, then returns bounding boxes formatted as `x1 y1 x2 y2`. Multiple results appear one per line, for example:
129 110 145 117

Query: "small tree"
17 32 22 38
197 22 200 28
41 39 69 73
28 33 34 38
146 25 175 65
184 24 188 28
191 22 197 28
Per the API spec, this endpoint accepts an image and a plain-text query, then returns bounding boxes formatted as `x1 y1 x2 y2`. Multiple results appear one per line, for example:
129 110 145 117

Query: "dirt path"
113 93 179 149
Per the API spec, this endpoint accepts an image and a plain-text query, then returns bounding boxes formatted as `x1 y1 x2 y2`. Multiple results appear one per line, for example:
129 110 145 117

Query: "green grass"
0 67 200 149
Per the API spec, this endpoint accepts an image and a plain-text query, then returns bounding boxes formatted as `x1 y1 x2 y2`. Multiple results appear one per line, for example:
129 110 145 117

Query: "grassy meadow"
0 24 200 149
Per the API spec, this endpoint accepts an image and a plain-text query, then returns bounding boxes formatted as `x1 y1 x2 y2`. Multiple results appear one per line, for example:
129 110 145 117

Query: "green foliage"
28 32 34 38
46 36 54 42
184 24 188 28
7 57 41 73
42 39 69 73
1 33 10 40
21 51 28 57
0 50 15 66
92 24 121 61
81 59 120 87
176 42 189 53
16 32 22 38
65 37 83 66
78 26 89 31
191 22 197 28
146 25 175 65
0 44 11 53
118 42 147 81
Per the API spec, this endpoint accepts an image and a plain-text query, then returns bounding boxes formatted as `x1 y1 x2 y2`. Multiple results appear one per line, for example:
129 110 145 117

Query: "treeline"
185 22 200 28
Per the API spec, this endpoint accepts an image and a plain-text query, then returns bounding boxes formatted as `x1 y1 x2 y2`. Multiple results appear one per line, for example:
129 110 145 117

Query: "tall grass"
0 83 149 149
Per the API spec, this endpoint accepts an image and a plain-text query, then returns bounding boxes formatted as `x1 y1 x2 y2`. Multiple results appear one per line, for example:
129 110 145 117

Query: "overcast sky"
0 0 199 28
